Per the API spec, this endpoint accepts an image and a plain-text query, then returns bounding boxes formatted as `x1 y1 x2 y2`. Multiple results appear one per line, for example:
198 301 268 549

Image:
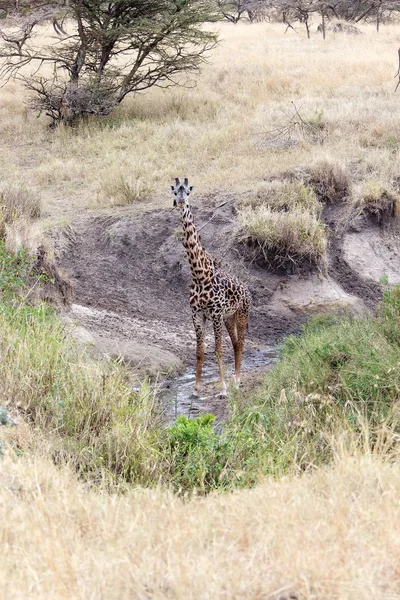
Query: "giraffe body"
171 178 251 397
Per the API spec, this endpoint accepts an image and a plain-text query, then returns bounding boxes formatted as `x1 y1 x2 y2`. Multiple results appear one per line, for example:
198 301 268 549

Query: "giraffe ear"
189 186 194 191
170 185 175 192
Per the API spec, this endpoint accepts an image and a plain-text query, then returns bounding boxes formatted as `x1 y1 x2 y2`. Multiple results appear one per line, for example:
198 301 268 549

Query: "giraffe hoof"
191 389 200 398
218 383 228 398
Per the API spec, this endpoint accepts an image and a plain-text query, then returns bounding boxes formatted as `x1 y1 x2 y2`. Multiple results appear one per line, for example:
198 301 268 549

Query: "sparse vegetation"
0 22 398 210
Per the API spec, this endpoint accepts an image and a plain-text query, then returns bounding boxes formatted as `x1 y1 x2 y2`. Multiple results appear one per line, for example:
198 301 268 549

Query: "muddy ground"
53 192 399 417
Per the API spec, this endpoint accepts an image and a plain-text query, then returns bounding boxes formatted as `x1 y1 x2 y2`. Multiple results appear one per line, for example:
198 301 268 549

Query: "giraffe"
171 177 251 397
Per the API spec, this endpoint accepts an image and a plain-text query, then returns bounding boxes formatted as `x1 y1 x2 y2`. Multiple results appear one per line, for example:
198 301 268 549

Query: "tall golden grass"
0 22 400 215
1 443 400 600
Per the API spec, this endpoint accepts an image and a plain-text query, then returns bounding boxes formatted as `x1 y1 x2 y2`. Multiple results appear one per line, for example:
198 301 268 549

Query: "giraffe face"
171 177 193 208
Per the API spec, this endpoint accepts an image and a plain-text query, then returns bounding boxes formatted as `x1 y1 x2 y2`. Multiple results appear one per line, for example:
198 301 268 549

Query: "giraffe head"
170 177 193 208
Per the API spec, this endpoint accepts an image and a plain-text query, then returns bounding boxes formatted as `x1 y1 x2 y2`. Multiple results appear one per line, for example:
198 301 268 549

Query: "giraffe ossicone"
171 177 251 398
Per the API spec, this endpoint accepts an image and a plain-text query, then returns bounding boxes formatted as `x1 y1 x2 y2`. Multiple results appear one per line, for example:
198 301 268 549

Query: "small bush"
235 205 327 272
308 159 350 204
166 414 226 493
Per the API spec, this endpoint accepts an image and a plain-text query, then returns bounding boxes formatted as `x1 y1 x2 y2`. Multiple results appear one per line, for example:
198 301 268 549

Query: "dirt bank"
55 192 391 389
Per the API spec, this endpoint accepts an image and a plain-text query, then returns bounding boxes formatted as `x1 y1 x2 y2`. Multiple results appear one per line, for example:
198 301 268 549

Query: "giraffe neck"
181 204 214 284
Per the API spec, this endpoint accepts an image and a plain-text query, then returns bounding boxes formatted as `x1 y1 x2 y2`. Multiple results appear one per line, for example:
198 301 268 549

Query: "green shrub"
166 414 222 492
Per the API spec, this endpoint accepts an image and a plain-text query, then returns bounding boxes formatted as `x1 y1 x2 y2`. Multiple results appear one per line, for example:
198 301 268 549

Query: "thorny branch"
259 101 326 149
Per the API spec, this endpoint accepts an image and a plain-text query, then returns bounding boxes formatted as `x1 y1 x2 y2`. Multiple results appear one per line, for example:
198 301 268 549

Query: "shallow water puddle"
160 346 278 422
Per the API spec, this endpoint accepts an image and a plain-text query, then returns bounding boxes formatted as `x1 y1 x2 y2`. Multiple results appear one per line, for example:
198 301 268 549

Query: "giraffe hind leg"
213 317 227 397
234 307 249 387
192 309 206 396
224 315 240 388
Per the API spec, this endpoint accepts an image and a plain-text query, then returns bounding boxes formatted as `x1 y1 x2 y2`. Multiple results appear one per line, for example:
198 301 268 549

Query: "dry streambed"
54 190 398 416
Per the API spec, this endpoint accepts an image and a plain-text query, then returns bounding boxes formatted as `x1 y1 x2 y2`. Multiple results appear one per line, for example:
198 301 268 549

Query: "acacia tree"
216 0 247 22
274 0 318 37
0 0 218 124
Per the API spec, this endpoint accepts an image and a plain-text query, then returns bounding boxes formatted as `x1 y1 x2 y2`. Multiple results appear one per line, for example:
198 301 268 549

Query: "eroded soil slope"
56 193 390 381
58 197 285 374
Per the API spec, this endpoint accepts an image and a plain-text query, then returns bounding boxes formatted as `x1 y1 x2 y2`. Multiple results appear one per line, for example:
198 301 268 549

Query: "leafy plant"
166 414 228 493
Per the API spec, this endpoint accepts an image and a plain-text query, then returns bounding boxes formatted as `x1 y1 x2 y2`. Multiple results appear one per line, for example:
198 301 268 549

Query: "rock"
349 215 366 233
268 274 367 316
343 230 400 284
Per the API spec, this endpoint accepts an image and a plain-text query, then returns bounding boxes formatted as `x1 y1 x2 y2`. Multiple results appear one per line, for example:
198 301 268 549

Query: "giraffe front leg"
213 318 227 397
192 309 205 397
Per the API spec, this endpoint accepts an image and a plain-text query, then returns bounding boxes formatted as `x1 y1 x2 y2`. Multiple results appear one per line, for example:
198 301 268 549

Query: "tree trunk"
376 3 382 32
305 16 310 39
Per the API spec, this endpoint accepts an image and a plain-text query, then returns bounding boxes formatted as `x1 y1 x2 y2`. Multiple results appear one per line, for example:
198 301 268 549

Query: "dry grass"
352 178 397 205
307 158 350 204
0 183 41 239
236 205 327 271
0 22 400 216
344 178 399 225
1 444 400 599
100 166 154 205
242 180 321 214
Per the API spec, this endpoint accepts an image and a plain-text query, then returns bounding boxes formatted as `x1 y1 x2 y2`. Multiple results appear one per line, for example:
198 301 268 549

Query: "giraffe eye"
174 191 177 195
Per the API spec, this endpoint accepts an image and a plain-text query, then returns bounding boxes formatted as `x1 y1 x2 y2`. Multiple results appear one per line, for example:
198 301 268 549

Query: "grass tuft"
350 178 398 225
101 168 155 205
308 159 350 204
235 205 327 272
243 179 321 215
0 184 41 239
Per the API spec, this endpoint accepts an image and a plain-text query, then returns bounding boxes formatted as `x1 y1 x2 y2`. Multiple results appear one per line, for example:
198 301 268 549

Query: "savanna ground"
2 19 400 600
